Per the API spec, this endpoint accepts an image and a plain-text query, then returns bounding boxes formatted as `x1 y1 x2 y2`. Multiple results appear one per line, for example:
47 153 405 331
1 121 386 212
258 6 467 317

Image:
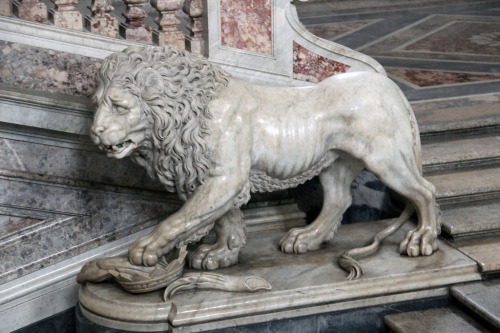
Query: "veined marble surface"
293 41 351 83
0 173 181 284
80 219 480 331
220 0 273 55
0 40 102 97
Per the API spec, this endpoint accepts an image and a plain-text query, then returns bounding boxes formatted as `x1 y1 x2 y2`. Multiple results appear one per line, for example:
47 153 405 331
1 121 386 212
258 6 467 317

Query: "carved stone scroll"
183 0 204 54
49 0 83 31
151 0 185 49
13 0 48 24
0 0 12 16
85 0 119 38
120 0 152 44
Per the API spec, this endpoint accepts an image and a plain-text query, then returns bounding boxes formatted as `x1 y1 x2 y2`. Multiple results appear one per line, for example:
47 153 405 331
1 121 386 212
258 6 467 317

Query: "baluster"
151 0 184 49
183 0 204 54
120 0 152 44
1 0 12 16
85 0 119 38
13 0 48 23
49 0 83 31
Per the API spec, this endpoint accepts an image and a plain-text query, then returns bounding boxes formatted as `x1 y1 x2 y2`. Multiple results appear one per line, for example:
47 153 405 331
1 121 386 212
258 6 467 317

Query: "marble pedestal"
78 219 480 332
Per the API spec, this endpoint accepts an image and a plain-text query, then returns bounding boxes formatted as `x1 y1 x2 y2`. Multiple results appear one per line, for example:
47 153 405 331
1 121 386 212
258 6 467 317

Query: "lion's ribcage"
249 153 336 193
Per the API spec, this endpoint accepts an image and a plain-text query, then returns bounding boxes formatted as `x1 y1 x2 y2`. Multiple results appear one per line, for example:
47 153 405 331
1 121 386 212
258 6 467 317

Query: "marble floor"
295 0 500 101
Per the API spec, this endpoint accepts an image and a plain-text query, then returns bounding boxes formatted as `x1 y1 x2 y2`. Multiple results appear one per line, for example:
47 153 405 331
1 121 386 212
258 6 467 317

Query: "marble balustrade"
4 0 208 51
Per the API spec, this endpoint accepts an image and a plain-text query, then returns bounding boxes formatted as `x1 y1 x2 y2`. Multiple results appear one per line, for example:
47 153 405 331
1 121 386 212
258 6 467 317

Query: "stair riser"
424 158 500 174
420 125 500 143
437 192 500 206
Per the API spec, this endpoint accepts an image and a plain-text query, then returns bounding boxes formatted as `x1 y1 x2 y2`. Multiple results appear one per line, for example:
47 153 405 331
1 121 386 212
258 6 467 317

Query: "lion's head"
90 46 230 200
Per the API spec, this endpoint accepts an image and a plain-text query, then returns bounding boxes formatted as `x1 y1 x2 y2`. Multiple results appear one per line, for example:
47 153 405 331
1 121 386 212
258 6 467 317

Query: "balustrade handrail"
1 0 205 53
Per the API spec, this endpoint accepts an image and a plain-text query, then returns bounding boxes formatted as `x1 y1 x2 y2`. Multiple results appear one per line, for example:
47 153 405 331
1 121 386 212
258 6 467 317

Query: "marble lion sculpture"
90 46 441 279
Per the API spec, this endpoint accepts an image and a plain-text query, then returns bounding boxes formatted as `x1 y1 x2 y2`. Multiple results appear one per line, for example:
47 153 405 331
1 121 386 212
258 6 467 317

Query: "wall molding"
0 16 141 59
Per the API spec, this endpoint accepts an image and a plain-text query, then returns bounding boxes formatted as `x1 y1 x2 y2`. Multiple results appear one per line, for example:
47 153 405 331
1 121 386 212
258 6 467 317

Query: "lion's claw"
400 228 438 257
128 233 167 266
279 227 324 254
189 243 240 270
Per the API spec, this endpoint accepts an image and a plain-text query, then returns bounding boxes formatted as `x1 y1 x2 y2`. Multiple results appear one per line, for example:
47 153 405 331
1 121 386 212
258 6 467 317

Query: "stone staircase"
382 93 500 332
384 277 500 332
415 93 500 271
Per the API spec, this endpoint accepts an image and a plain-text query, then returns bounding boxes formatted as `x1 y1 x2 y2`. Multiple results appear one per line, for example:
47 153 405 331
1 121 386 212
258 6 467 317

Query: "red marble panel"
293 41 351 83
220 0 272 55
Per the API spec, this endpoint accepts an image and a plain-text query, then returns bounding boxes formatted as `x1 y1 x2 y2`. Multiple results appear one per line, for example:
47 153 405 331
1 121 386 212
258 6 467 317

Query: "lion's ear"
92 85 104 106
142 70 164 95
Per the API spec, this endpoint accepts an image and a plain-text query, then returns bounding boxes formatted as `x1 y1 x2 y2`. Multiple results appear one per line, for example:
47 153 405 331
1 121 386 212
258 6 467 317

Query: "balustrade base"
85 15 119 38
0 0 12 16
153 30 185 50
49 9 83 31
185 35 204 55
119 24 152 45
13 0 48 24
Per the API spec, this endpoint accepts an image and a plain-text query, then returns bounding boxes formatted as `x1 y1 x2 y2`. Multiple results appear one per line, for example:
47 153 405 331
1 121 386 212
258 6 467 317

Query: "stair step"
384 306 488 333
441 201 500 239
423 135 500 173
425 166 500 205
451 279 500 331
449 235 500 273
412 93 500 139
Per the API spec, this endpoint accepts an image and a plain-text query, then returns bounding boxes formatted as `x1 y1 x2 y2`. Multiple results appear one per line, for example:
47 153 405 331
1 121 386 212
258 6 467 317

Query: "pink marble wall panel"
293 41 351 83
220 0 272 55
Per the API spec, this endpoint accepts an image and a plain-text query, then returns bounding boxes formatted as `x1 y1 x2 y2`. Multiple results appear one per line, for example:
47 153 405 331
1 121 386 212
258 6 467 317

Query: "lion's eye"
114 105 129 114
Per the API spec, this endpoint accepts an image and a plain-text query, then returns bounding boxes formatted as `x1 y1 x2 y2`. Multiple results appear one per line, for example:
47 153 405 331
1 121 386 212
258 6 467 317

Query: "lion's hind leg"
189 209 246 270
280 159 363 254
365 152 439 257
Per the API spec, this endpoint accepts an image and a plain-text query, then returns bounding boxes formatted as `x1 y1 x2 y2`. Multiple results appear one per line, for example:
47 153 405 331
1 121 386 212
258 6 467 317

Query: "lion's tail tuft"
338 254 363 280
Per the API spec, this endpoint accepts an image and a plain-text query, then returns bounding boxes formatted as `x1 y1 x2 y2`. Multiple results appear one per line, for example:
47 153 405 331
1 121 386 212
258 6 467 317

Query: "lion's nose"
92 125 105 134
90 124 106 144
90 123 106 136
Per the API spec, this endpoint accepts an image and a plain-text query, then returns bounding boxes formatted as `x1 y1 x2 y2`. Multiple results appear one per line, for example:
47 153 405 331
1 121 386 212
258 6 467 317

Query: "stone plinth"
79 219 480 332
13 0 48 24
85 0 119 38
49 0 83 31
0 0 12 16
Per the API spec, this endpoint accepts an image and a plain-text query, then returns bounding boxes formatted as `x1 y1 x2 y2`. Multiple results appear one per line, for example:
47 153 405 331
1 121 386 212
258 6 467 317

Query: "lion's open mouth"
103 139 135 156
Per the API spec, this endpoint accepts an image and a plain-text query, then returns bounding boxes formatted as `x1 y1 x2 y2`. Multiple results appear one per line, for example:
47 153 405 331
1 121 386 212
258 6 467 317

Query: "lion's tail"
338 202 414 280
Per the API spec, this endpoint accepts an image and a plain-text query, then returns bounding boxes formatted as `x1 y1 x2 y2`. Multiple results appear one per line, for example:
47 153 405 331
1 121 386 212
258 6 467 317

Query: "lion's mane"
94 46 230 200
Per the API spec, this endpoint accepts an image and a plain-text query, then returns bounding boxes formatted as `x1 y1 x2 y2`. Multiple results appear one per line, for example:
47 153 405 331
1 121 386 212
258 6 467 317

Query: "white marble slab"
80 219 480 331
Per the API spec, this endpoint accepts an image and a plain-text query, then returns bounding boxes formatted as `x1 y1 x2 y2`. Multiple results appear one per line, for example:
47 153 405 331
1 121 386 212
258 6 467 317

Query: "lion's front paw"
189 242 240 270
129 232 167 266
399 228 438 257
279 227 323 254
